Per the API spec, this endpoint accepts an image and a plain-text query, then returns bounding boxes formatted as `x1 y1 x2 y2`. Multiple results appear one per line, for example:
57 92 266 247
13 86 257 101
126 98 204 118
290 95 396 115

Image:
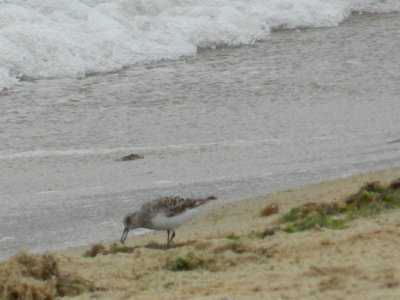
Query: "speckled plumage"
120 196 217 244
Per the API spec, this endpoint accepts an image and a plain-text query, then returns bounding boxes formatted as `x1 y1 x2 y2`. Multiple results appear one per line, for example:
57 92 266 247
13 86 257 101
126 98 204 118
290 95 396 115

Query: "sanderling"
120 196 217 244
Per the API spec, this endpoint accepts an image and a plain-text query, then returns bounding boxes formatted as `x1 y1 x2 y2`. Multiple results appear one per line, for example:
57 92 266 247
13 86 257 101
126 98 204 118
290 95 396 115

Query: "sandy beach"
2 2 400 299
2 167 400 300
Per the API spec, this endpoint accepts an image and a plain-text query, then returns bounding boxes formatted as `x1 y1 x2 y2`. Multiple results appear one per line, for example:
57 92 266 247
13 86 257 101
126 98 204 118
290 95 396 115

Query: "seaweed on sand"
281 179 400 233
0 251 98 300
83 243 136 257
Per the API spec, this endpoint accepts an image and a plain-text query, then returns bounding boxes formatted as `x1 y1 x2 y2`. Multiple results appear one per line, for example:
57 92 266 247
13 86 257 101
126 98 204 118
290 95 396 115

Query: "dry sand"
3 167 400 300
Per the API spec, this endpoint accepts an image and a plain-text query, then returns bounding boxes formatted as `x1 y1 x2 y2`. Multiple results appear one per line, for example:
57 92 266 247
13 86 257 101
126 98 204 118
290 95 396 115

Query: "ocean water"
1 0 400 259
1 0 400 90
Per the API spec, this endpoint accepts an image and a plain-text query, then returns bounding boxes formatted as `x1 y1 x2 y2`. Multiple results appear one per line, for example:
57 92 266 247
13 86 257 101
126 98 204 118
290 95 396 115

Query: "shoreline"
2 166 400 299
3 9 400 262
61 166 400 255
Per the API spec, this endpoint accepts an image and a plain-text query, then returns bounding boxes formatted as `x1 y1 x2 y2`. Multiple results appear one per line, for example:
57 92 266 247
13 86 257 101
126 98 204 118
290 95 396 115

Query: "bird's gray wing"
164 196 217 217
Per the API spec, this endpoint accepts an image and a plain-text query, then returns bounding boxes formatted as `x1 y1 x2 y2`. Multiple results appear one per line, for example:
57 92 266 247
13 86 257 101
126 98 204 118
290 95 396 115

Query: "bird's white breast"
151 206 205 230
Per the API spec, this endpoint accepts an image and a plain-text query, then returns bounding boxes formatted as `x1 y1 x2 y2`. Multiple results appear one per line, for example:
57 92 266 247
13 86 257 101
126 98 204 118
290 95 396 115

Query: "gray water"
1 12 400 259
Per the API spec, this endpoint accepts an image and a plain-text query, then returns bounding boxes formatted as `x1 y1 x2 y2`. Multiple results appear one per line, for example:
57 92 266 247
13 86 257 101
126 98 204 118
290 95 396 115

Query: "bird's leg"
167 230 171 245
170 230 176 243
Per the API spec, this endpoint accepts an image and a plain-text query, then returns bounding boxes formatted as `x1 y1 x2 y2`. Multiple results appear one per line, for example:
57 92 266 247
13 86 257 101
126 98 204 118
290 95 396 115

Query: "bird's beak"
120 227 129 244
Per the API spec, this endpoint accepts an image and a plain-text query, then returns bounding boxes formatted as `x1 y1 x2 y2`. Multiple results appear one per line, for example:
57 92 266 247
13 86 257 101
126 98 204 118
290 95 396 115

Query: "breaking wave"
0 0 399 90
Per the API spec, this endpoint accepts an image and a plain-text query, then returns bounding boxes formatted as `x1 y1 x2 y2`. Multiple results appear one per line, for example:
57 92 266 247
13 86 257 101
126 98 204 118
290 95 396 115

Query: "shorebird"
120 196 217 244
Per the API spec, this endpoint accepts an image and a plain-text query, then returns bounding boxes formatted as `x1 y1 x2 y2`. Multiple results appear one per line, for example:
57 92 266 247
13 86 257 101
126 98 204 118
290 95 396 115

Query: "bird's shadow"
144 240 195 250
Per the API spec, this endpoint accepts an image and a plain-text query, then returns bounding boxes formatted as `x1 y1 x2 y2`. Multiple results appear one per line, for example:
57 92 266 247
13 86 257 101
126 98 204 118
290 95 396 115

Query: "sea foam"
0 0 399 90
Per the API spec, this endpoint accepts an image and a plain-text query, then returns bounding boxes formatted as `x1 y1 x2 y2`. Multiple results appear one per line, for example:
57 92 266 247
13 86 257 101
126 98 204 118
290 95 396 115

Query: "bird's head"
120 212 139 244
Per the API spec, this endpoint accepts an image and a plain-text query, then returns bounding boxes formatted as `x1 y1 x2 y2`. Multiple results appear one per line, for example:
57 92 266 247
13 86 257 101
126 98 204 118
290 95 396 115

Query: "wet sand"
4 167 400 299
